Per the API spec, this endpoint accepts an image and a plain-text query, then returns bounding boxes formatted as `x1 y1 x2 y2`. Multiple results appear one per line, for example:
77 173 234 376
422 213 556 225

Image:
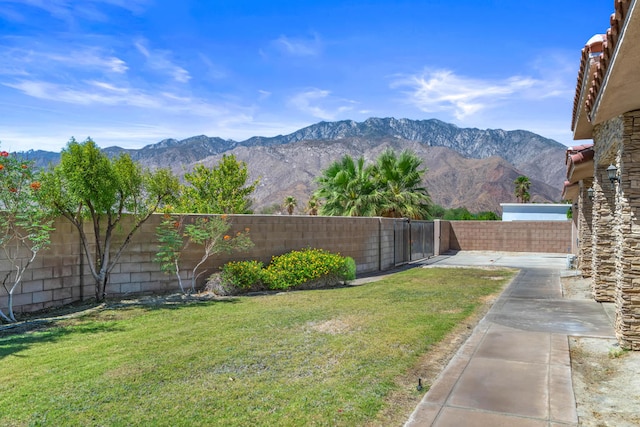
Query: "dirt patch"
562 274 595 300
562 275 640 427
307 316 361 334
570 337 640 426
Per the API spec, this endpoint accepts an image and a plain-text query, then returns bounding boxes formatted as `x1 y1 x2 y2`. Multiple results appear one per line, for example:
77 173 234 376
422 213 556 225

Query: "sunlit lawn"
0 267 513 426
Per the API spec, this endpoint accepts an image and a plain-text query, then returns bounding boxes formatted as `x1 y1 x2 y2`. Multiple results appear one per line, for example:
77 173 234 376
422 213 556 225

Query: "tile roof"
564 143 594 200
571 0 633 134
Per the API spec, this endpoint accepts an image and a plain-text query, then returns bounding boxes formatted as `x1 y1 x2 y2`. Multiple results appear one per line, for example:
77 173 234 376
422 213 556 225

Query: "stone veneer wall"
447 221 572 253
591 118 622 302
578 178 594 277
614 110 640 349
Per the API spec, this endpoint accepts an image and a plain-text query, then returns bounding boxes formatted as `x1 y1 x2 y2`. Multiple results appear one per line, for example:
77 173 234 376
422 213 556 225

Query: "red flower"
30 182 41 191
0 164 4 171
0 151 8 157
9 188 17 193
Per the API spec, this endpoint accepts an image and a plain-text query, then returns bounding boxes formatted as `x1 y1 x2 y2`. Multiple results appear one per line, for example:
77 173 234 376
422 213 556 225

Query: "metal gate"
393 219 434 266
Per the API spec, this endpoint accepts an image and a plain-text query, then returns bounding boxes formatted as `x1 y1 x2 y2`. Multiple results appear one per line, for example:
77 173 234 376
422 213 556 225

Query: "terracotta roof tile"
571 0 632 132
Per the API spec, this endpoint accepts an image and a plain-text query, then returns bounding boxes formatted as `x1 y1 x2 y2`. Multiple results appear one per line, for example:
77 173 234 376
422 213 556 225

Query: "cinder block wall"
0 214 397 316
445 221 572 253
0 216 573 317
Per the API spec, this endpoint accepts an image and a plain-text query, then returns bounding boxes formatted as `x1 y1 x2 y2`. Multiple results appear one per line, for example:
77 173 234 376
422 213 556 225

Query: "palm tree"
283 195 297 215
514 176 531 203
373 148 432 219
314 155 380 217
306 196 320 215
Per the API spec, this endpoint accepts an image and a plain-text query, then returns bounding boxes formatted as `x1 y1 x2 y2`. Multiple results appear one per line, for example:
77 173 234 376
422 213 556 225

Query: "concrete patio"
405 252 615 426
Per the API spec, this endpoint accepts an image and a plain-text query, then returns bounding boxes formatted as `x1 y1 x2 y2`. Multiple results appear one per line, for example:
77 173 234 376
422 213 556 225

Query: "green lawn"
0 267 513 426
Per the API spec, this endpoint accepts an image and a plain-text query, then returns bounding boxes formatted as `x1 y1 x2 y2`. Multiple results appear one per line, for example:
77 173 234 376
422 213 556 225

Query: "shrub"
263 248 351 291
155 214 253 294
341 256 357 282
220 260 264 290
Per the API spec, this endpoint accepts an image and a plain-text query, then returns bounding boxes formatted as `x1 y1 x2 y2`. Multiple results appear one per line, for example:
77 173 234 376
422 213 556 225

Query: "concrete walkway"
404 252 615 427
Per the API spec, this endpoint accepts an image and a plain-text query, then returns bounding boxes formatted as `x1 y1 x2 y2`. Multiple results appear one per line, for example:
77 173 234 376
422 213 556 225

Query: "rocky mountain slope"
21 118 569 214
194 138 562 214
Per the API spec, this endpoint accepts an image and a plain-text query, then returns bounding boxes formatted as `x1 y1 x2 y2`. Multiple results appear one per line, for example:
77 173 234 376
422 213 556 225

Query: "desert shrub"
220 260 264 291
341 256 357 281
263 248 351 290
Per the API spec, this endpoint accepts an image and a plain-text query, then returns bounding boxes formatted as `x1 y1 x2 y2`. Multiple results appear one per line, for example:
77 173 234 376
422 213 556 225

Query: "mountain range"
22 117 569 214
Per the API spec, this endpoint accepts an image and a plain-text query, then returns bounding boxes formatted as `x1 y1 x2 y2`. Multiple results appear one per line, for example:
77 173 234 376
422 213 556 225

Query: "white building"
500 203 571 221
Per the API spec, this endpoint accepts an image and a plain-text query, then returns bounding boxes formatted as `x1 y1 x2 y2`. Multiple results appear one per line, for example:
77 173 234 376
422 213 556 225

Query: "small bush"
209 249 356 295
341 256 357 282
263 248 350 291
221 260 264 290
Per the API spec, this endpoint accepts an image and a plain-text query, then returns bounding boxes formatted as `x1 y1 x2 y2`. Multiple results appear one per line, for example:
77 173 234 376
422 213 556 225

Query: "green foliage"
315 155 381 217
372 148 431 219
0 148 55 322
428 204 500 221
341 256 357 281
306 196 320 215
283 195 297 215
155 214 254 293
181 155 259 214
514 175 531 203
314 149 431 219
443 207 474 220
154 215 184 278
474 211 500 220
220 260 264 290
39 137 180 301
213 249 354 294
263 248 351 290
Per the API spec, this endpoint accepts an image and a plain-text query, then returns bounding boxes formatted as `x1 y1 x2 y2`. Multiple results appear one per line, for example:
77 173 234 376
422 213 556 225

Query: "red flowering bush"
0 148 54 322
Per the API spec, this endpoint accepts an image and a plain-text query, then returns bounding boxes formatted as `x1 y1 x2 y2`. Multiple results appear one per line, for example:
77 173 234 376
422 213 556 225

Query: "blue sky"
0 0 614 152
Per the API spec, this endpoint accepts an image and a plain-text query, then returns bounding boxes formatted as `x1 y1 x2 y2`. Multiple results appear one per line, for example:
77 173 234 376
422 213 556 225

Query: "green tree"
155 214 253 293
283 195 297 215
475 211 500 220
443 207 474 220
181 155 259 214
514 175 531 203
0 149 55 322
40 138 180 302
306 196 320 216
314 155 380 216
373 148 431 219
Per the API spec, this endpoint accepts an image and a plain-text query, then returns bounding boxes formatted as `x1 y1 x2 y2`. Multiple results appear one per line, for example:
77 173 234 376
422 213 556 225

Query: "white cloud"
0 0 149 22
198 53 227 79
258 90 272 100
391 70 544 119
135 39 191 83
289 89 354 120
0 43 128 77
272 34 322 56
2 79 248 119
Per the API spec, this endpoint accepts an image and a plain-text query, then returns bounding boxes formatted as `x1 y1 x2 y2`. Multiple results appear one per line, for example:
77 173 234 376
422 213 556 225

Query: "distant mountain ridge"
19 117 568 214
